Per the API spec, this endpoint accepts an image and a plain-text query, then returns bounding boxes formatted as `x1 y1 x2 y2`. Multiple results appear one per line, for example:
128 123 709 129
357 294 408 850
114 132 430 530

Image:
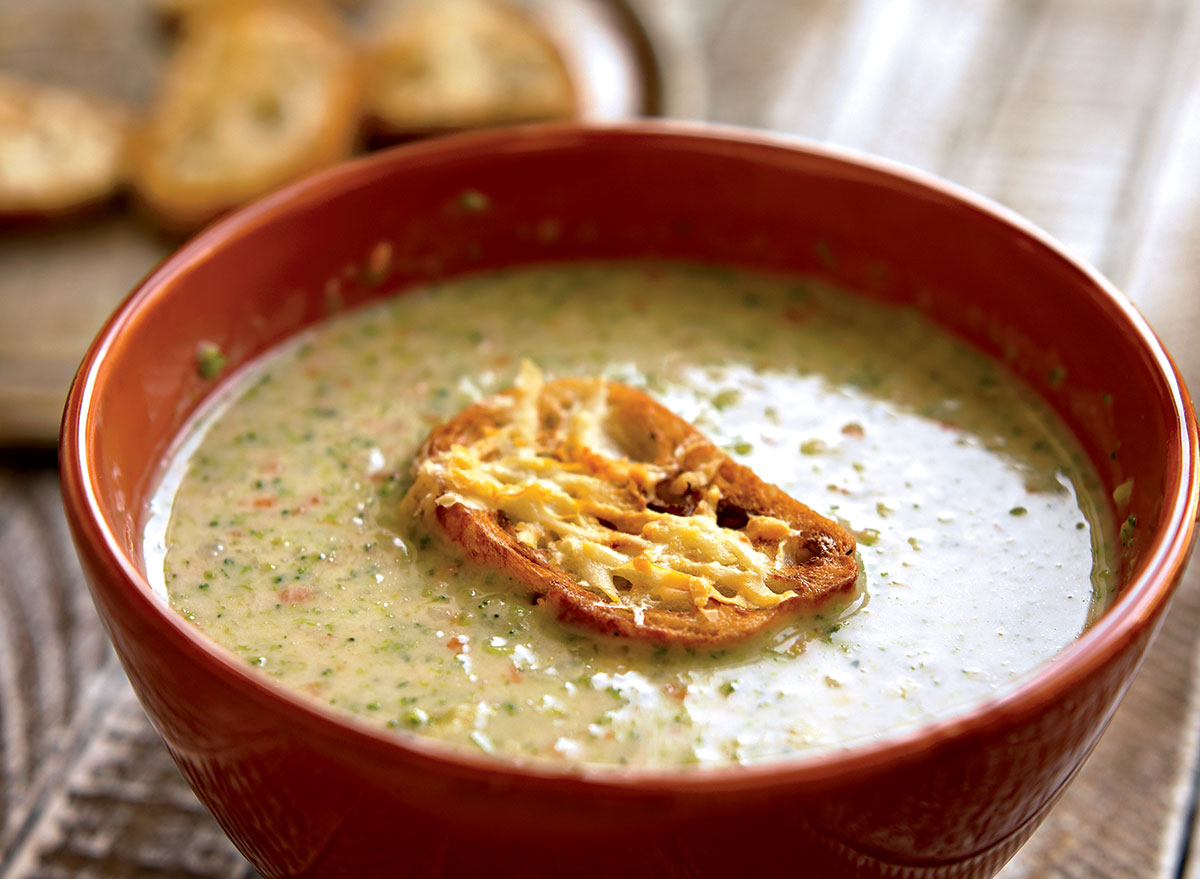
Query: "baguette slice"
0 76 128 217
401 364 859 648
129 0 361 231
365 0 576 135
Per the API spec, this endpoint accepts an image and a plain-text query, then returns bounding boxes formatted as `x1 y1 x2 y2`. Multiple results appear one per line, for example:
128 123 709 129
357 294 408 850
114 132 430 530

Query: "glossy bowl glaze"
60 123 1198 879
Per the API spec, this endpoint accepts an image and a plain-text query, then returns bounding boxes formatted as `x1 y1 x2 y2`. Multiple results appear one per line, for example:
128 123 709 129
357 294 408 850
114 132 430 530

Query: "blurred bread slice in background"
365 0 576 135
0 76 129 218
148 0 364 27
128 0 362 232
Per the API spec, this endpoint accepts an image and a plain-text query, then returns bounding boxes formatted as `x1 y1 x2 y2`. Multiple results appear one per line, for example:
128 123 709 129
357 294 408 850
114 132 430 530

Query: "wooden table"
3 1 1200 876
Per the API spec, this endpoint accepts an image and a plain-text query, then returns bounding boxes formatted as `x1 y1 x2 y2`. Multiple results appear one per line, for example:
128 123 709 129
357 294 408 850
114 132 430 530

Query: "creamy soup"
147 263 1116 766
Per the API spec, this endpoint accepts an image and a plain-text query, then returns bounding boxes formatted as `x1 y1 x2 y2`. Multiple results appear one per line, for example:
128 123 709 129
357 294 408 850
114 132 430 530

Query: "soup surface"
148 262 1116 766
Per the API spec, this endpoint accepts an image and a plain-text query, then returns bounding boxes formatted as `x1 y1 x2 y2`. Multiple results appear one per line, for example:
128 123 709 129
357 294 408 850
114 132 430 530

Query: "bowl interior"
72 123 1195 772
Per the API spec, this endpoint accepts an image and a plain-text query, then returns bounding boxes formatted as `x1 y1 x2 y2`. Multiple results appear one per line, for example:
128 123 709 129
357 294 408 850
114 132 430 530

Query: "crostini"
128 0 362 232
0 76 128 217
402 363 859 647
364 0 576 135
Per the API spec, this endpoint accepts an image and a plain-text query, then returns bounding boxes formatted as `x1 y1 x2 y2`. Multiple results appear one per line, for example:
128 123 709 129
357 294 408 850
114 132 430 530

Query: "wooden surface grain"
3 1 1200 877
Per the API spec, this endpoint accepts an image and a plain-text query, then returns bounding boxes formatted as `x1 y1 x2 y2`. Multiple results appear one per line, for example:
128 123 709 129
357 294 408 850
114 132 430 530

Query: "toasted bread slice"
0 76 128 217
364 0 576 135
401 363 858 648
129 0 362 231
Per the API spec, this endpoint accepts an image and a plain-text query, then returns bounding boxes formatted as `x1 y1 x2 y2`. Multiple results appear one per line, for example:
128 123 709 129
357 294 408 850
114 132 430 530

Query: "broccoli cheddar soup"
147 262 1117 766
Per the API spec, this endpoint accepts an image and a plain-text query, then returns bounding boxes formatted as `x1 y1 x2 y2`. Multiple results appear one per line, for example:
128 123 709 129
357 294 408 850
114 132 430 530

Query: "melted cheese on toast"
401 362 858 645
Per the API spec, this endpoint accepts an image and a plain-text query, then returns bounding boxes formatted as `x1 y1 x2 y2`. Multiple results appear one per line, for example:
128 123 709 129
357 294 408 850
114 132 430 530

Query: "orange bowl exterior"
60 123 1199 879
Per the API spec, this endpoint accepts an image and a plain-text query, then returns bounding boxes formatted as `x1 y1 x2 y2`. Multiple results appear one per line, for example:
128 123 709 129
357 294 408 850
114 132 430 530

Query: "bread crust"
405 377 859 648
0 76 128 217
128 0 362 232
148 0 363 26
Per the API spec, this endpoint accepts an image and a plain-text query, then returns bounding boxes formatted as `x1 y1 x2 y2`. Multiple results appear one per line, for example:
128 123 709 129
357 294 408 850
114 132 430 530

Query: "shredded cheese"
405 362 801 612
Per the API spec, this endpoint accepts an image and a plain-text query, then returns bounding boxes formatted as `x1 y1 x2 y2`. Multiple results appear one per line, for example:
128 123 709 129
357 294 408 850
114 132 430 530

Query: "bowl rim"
61 119 1200 795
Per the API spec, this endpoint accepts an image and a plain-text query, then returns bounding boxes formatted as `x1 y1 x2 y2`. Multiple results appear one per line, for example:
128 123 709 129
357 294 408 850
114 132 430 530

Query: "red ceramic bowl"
61 123 1198 879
